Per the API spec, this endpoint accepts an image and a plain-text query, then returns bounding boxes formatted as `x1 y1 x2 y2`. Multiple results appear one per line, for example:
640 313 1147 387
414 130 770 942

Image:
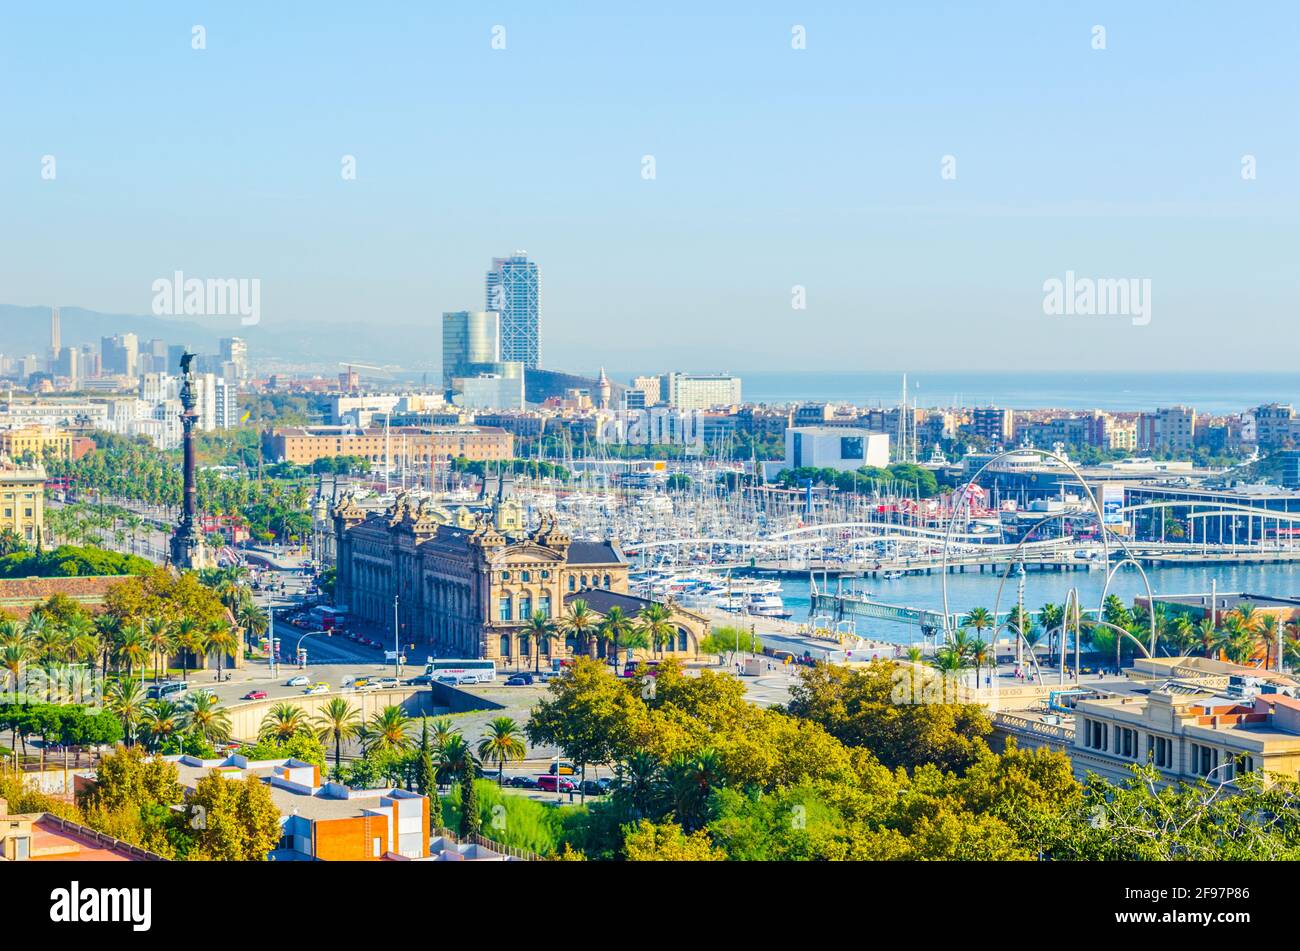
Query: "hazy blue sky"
1 2 1296 373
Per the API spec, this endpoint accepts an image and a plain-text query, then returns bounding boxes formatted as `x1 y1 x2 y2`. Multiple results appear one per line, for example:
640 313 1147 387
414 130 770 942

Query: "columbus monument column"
169 351 211 569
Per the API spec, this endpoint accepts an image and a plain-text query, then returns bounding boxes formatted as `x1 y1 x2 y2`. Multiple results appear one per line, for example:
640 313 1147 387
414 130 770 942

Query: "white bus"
424 659 497 683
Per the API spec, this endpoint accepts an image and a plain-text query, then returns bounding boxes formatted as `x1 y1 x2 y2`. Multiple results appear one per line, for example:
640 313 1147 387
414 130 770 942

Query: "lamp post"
393 593 401 680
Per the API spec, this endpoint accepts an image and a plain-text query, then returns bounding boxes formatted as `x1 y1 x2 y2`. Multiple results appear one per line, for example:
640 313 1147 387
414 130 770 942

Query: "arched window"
499 594 512 622
565 634 577 653
677 629 688 652
519 634 531 657
581 575 589 588
521 571 531 582
519 595 532 618
603 574 611 588
539 594 552 617
499 635 511 657
568 576 576 592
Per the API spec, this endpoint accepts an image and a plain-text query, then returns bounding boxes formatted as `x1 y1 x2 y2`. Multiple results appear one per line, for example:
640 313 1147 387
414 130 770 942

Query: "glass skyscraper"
441 310 501 391
485 252 540 369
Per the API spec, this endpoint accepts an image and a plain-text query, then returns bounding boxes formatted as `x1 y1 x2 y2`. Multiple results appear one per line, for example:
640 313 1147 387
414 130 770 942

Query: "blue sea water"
778 563 1300 645
728 371 1300 415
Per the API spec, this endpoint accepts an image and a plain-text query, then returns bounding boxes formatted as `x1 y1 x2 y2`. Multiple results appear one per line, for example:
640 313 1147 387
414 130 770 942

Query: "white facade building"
665 372 742 410
763 426 890 479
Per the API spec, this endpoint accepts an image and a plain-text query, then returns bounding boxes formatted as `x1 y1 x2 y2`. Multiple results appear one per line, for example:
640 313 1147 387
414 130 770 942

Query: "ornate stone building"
332 478 706 665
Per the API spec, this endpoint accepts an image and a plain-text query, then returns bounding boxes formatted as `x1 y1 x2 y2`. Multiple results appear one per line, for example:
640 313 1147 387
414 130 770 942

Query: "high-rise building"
631 375 664 406
1138 406 1197 453
968 407 1015 445
442 311 501 391
485 253 540 369
49 306 60 362
665 372 742 410
215 378 240 429
100 334 139 377
219 337 249 381
55 347 79 383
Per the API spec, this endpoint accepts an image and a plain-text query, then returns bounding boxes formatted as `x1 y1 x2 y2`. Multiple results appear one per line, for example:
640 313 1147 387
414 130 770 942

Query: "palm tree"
1195 617 1219 658
314 698 362 772
435 733 479 788
1283 624 1300 672
180 691 232 746
115 627 149 682
29 615 68 667
521 610 558 674
1163 615 1197 657
64 614 100 668
476 716 526 786
1214 615 1259 665
947 627 976 663
238 601 269 650
969 638 992 688
636 602 676 658
105 679 147 745
560 598 600 658
1 642 29 693
660 749 722 832
962 607 993 640
144 618 173 683
95 615 121 680
1039 603 1064 657
932 646 968 699
260 702 310 742
142 700 182 751
622 751 661 816
426 716 459 747
363 705 413 756
173 618 205 682
598 607 639 671
1257 615 1280 670
204 620 239 682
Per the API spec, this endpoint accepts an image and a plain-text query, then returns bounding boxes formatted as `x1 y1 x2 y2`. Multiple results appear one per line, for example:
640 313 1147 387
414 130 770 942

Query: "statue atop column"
169 349 212 569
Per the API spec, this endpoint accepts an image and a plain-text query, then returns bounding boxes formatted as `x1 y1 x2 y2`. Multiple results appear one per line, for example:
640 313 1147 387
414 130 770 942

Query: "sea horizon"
603 370 1300 416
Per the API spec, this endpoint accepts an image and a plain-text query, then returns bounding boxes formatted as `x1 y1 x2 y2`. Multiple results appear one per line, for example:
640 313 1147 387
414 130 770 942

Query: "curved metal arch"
941 448 1155 649
943 449 1109 638
1098 556 1158 655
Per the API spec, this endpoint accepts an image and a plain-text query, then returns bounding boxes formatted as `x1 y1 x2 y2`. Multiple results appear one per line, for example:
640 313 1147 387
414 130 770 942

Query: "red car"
536 774 577 793
242 690 268 700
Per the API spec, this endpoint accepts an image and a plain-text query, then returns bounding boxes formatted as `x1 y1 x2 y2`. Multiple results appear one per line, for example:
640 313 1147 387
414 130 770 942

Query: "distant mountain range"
0 304 434 372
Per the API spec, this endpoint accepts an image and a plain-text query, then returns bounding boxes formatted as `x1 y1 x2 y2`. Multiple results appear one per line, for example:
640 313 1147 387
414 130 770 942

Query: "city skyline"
0 3 1296 372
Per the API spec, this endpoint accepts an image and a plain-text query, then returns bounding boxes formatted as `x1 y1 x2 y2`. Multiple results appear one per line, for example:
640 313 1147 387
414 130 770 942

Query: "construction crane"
337 361 386 393
338 360 385 376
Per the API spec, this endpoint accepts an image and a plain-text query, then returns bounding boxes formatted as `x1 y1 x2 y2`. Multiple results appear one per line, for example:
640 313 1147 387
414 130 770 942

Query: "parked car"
356 680 382 691
304 682 330 695
536 774 577 793
548 760 577 776
508 776 537 789
505 675 530 686
371 677 399 689
406 674 433 686
285 675 310 687
579 779 604 797
241 690 268 701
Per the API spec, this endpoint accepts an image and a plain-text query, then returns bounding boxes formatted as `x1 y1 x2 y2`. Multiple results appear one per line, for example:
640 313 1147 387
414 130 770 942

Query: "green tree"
314 697 362 773
477 716 527 786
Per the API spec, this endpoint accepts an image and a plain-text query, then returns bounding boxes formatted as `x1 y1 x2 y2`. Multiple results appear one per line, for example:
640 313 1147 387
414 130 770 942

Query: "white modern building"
665 372 742 410
451 364 525 411
763 426 890 479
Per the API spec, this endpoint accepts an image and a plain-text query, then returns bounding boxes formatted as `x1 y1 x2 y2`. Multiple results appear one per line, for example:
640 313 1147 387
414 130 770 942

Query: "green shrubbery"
0 545 153 579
